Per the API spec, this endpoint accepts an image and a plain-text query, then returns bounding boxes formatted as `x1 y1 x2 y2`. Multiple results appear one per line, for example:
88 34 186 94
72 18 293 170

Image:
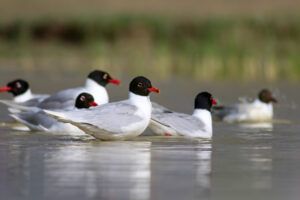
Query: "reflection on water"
0 138 152 199
0 73 300 200
149 140 211 199
212 123 274 200
44 141 152 200
196 143 212 189
0 133 213 200
1 119 300 200
239 122 273 130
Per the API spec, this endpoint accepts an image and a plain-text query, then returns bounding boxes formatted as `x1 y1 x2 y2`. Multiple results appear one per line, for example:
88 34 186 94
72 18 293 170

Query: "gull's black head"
194 92 217 111
87 70 120 86
75 92 98 109
129 76 160 96
258 89 277 103
0 79 30 96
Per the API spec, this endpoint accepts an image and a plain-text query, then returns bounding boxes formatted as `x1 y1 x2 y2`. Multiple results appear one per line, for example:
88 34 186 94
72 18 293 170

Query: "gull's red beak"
212 99 217 105
109 79 121 85
0 86 12 92
147 86 160 93
88 102 98 107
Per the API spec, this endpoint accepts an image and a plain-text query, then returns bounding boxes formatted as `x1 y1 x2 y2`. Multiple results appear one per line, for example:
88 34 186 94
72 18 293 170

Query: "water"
0 71 299 200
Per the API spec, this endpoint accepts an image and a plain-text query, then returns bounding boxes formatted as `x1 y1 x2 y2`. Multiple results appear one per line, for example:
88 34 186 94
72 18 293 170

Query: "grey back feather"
212 104 239 120
37 87 84 110
53 101 142 133
152 111 206 135
11 111 57 130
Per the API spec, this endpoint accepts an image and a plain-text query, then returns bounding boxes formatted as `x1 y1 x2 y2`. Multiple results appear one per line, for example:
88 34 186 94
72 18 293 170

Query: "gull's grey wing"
32 94 50 102
10 111 57 131
152 112 205 134
152 102 173 114
38 87 83 110
21 96 48 107
22 98 42 107
212 104 239 120
51 101 142 133
0 94 50 112
0 100 40 113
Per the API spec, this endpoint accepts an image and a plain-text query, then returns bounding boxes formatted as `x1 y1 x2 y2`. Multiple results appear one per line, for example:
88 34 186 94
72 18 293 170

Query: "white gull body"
1 80 106 134
45 92 153 140
0 72 118 133
212 98 274 123
0 78 108 110
150 102 213 138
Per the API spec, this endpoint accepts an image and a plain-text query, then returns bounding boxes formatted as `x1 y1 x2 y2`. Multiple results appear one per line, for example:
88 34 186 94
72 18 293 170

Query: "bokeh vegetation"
0 15 300 81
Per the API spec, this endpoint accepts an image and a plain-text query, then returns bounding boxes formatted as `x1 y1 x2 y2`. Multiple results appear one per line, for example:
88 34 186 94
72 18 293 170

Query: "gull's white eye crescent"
137 82 143 88
80 96 86 101
15 82 21 88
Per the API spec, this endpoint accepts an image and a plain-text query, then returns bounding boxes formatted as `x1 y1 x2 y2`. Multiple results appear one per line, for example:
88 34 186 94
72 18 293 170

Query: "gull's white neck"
13 89 33 103
129 92 152 118
192 108 212 136
84 78 109 105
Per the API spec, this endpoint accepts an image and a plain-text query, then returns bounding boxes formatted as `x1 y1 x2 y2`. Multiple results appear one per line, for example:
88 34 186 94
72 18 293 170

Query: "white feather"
149 102 213 138
44 92 152 140
13 89 48 103
213 98 274 123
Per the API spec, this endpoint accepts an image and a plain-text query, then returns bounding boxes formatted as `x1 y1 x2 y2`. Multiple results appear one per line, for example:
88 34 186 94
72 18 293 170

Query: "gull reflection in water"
44 141 152 200
1 135 213 200
150 139 212 199
239 122 273 131
196 142 212 190
211 124 273 200
238 122 273 189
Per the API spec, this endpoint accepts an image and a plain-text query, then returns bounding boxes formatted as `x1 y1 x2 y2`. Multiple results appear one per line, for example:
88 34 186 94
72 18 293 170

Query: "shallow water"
0 71 299 200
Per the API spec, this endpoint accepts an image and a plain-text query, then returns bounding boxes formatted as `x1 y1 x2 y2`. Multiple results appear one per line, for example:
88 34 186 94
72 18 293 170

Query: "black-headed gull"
10 93 98 134
36 70 120 110
0 70 119 110
212 89 277 123
44 76 160 140
0 79 49 104
149 92 216 138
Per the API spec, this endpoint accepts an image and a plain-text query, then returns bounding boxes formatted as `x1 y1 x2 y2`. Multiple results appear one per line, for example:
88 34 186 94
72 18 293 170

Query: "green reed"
0 15 300 81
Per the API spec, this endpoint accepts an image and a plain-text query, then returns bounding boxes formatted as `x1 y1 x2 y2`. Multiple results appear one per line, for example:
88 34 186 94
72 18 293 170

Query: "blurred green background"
0 0 300 81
